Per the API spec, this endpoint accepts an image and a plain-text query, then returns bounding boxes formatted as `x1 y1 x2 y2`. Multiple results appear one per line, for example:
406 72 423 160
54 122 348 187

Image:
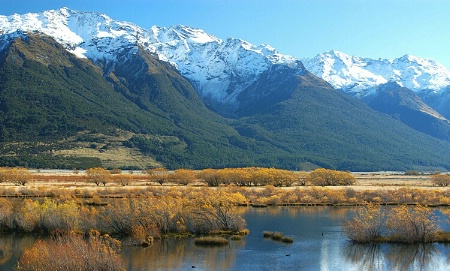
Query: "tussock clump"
264 231 294 243
271 232 284 241
231 235 242 240
282 236 294 243
194 236 229 246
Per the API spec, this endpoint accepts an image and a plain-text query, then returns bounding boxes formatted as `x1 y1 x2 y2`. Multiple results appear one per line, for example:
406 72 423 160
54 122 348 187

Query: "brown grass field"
0 170 443 197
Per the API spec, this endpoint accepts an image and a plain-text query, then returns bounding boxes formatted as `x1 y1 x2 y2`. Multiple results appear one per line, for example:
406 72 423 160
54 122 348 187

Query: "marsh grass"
263 231 294 243
281 236 294 243
231 235 242 240
271 232 284 241
194 236 229 246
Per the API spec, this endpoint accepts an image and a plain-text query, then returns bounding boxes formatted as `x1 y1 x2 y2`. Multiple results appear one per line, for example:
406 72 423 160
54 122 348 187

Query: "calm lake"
2 206 450 270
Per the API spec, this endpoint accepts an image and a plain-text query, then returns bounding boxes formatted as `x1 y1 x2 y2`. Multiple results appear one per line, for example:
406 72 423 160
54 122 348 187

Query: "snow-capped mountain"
2 8 450 117
3 8 450 170
0 7 301 105
301 50 450 97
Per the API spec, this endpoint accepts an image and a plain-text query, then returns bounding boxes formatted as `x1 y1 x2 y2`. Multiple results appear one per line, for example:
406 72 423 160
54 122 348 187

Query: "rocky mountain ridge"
3 8 449 112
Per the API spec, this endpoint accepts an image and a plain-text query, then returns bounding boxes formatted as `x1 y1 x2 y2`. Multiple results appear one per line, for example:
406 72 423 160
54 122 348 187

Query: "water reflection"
343 243 385 271
122 237 245 271
3 206 450 270
342 242 450 271
386 244 438 271
246 205 352 219
0 234 36 270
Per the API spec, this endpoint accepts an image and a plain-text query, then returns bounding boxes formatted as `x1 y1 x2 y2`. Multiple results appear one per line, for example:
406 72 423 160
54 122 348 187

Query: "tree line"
2 166 449 188
82 167 356 187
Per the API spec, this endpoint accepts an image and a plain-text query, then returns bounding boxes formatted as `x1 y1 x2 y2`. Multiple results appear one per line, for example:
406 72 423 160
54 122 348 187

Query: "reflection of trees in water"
0 236 13 265
0 234 36 267
343 243 439 271
122 237 245 271
244 206 352 219
343 243 384 271
386 244 438 271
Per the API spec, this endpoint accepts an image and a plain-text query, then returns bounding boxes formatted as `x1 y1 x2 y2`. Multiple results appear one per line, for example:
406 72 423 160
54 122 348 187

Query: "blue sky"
2 0 449 68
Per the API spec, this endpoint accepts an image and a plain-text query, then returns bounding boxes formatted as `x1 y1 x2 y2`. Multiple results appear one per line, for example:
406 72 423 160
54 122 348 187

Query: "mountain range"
0 7 449 171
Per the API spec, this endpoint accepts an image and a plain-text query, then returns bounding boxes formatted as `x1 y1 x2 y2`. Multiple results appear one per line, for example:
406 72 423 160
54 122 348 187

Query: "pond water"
120 206 450 271
2 206 450 270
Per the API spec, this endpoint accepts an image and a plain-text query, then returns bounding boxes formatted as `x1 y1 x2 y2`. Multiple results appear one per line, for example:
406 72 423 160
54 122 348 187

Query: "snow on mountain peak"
3 8 449 104
302 51 450 96
0 7 146 59
0 8 303 103
142 24 300 103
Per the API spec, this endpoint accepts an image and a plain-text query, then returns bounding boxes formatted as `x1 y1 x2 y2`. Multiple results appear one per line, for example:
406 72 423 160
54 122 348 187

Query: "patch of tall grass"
194 236 229 246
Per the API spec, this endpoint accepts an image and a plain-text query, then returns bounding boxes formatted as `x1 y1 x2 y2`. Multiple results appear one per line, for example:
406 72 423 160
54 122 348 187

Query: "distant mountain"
232 70 450 171
302 50 450 138
421 86 450 119
362 82 450 142
301 50 450 96
1 8 450 171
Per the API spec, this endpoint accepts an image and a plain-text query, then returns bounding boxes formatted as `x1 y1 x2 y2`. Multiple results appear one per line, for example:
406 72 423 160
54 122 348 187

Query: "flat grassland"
0 170 442 196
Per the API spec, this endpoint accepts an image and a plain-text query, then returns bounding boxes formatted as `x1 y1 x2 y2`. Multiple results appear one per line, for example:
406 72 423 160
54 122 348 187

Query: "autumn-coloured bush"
147 167 170 185
343 205 440 244
88 189 248 236
0 168 32 186
12 198 98 233
342 204 385 243
432 174 450 187
16 231 123 271
184 190 247 234
171 169 196 185
196 167 302 187
85 167 110 186
0 168 8 183
196 169 221 186
0 198 13 229
307 168 355 186
386 205 438 243
111 173 133 186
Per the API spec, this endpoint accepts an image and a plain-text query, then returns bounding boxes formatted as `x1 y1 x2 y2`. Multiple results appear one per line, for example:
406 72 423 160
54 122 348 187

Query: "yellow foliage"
432 174 450 187
111 173 133 186
85 167 111 186
307 168 355 186
1 167 32 186
386 205 438 243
